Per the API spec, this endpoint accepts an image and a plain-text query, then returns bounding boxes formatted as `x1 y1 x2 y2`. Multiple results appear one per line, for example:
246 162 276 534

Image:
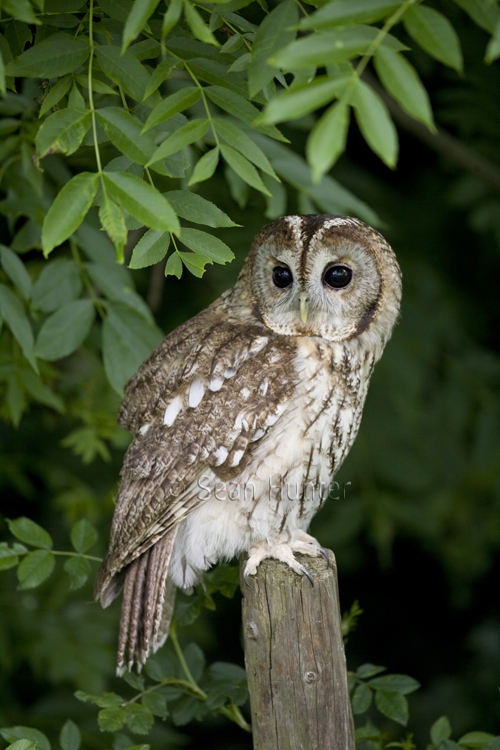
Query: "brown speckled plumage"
95 215 402 673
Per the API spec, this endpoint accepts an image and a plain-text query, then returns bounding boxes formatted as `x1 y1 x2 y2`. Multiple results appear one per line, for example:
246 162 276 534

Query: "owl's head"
242 215 402 349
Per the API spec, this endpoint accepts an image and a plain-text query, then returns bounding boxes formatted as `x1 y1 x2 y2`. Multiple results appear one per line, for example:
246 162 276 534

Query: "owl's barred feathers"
95 215 402 673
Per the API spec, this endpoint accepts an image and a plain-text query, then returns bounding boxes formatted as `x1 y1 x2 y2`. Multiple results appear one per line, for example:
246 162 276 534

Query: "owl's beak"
299 293 309 324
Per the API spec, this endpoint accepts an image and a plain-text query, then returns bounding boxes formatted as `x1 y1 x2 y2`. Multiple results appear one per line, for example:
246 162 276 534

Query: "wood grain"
241 551 355 750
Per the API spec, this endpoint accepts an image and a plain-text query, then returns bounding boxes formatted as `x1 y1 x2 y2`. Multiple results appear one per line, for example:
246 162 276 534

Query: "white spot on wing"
139 423 150 436
229 449 244 467
259 380 269 396
188 378 205 408
240 387 250 399
213 446 228 465
164 395 182 426
252 428 265 441
209 376 224 392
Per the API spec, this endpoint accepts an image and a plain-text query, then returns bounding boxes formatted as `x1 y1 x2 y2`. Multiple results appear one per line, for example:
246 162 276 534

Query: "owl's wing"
95 307 298 601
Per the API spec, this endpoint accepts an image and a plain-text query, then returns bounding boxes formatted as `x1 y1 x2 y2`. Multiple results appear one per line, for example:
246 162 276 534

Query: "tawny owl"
95 214 402 674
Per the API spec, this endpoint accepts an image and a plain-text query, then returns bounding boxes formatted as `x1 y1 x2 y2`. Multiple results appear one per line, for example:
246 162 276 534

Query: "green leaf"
36 109 91 160
85 262 152 319
0 543 20 570
431 717 452 746
42 172 99 257
96 108 156 165
146 118 209 166
260 76 349 124
100 0 133 22
165 251 183 277
129 230 170 269
213 119 278 179
143 55 179 100
142 86 201 132
183 0 220 47
59 720 81 750
39 75 72 117
102 302 163 394
374 690 408 726
162 0 183 37
63 556 91 590
102 172 180 234
374 47 434 130
142 692 168 718
459 734 496 749
98 707 127 732
307 100 350 182
0 284 36 371
204 85 288 142
31 259 82 312
177 250 213 277
485 19 500 63
188 146 220 185
220 143 270 195
7 517 53 548
248 0 298 97
368 674 420 695
70 518 98 553
17 549 55 589
5 33 89 78
122 0 160 52
95 45 150 102
270 26 407 69
99 193 128 263
4 740 37 750
35 299 95 361
2 0 39 25
0 244 32 300
403 5 463 72
454 0 500 34
353 79 398 168
164 190 238 227
300 0 401 29
179 227 234 263
125 704 155 734
187 58 247 98
352 682 373 714
75 71 119 96
0 728 51 750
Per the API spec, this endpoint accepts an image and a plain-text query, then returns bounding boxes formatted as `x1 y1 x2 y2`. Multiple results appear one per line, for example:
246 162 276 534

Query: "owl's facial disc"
248 215 401 343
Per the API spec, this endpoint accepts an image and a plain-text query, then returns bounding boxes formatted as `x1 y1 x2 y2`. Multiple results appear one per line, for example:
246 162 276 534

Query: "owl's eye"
272 265 293 289
323 264 353 289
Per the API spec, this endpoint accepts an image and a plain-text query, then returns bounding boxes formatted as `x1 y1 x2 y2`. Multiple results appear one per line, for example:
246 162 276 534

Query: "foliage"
0 0 500 747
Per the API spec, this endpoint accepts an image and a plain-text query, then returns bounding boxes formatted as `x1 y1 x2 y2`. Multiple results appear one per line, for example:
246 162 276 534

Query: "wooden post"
241 551 355 750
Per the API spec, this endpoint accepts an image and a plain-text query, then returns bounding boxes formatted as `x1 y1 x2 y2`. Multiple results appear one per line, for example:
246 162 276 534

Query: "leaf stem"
170 622 206 698
169 622 251 731
88 0 103 175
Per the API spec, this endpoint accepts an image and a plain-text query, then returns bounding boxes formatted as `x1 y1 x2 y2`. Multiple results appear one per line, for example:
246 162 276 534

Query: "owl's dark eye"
323 264 353 289
272 265 293 289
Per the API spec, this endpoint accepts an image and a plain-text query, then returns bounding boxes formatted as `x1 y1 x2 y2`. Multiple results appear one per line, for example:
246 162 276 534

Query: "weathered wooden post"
241 551 355 750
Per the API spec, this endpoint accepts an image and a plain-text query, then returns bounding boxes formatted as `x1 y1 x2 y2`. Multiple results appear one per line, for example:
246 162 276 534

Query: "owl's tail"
95 530 178 676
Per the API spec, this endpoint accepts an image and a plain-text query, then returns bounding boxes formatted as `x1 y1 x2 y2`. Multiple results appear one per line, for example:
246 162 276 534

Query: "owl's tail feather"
116 530 178 676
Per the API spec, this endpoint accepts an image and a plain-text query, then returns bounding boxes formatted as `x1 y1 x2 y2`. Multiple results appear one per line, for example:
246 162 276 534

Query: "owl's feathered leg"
116 529 178 676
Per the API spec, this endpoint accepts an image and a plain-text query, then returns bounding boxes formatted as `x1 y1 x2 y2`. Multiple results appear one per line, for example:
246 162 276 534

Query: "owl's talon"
243 571 252 588
319 547 330 568
299 565 314 587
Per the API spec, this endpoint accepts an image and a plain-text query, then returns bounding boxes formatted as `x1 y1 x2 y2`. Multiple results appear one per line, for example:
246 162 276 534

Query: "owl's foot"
244 541 316 588
289 530 330 569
